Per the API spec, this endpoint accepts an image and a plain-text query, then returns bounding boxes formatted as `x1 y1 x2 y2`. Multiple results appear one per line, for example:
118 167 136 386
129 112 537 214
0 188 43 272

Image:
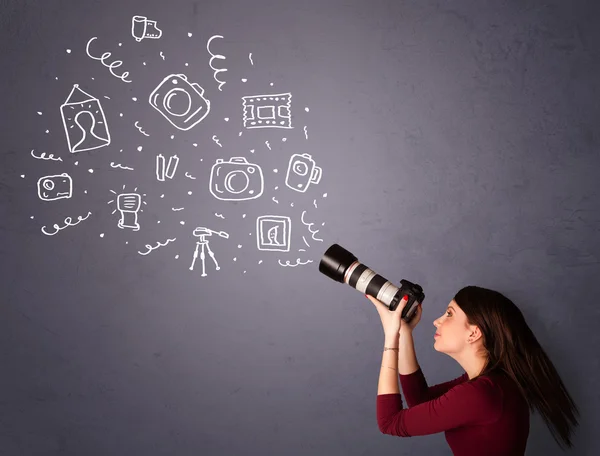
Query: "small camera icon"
37 173 72 201
149 74 211 131
285 153 322 193
209 157 264 201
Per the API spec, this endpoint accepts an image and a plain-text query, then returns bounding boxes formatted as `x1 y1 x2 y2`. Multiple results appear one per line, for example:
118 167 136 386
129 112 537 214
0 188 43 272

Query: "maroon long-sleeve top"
377 367 530 455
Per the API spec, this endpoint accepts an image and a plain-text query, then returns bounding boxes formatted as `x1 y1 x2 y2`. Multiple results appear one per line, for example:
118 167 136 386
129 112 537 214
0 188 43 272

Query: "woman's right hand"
400 301 423 334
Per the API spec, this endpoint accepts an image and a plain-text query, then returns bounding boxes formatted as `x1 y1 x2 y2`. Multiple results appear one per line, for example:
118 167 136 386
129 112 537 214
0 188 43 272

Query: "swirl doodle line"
135 121 149 136
30 149 62 161
212 135 222 147
249 53 254 65
171 207 184 211
207 35 227 91
301 210 323 242
85 37 132 83
110 162 134 170
215 213 225 219
41 212 92 236
138 238 177 256
278 258 314 267
184 172 196 180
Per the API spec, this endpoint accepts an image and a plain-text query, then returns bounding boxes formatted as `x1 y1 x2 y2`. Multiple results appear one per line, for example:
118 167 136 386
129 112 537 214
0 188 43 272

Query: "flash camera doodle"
257 215 291 252
285 153 322 193
242 93 292 129
60 84 111 153
149 74 211 130
189 226 230 277
131 15 162 42
209 157 264 201
108 186 146 231
37 173 72 201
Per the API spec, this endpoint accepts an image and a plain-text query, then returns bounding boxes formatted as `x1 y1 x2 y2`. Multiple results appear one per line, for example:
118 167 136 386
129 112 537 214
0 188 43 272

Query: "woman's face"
433 300 471 354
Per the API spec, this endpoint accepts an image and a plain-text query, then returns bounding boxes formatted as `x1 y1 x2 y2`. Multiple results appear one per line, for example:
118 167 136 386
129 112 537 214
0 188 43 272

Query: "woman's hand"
366 294 423 337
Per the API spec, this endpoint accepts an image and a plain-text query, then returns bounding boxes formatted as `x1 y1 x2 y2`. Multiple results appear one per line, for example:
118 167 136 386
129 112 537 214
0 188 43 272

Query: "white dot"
88 169 94 173
74 161 78 165
180 221 185 225
282 138 287 142
119 113 123 117
118 42 122 46
305 107 310 112
243 270 246 274
224 118 229 122
20 174 25 178
270 82 274 86
91 77 95 80
66 49 71 53
137 146 143 151
170 135 174 139
37 111 42 116
55 77 58 80
250 149 255 153
45 130 49 133
188 191 192 195
160 194 165 198
273 169 278 173
126 241 128 244
188 32 192 37
237 244 242 248
323 193 328 197
193 143 198 147
274 186 279 190
249 233 252 236
321 222 325 226
143 62 146 66
99 233 104 238
200 158 203 161
233 257 237 262
185 63 189 66
258 260 263 264
241 78 247 82
30 216 34 219
157 220 161 224
242 214 246 218
175 254 179 259
84 190 87 194
132 97 137 101
119 149 123 153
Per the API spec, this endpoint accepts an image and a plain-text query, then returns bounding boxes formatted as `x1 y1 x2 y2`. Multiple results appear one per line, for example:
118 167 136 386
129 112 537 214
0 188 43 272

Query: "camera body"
319 244 424 323
149 74 210 131
209 157 264 201
285 153 322 193
37 173 72 201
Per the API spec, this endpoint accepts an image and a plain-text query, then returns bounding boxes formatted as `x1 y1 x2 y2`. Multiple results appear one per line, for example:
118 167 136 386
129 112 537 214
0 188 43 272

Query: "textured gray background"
1 0 598 455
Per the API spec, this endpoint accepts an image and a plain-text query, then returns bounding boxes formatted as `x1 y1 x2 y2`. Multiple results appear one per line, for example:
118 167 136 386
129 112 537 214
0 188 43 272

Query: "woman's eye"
446 311 451 317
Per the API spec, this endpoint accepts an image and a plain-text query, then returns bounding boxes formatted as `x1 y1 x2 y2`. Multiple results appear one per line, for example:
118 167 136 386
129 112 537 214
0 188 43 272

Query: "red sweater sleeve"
377 377 503 436
399 367 469 408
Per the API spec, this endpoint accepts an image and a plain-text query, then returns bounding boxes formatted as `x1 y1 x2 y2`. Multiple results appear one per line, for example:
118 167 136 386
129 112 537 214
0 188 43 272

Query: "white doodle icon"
156 154 179 181
116 193 142 231
189 227 229 277
242 93 292 129
149 74 210 130
209 157 264 201
37 173 72 201
132 16 162 41
60 84 111 153
257 216 291 252
285 153 322 193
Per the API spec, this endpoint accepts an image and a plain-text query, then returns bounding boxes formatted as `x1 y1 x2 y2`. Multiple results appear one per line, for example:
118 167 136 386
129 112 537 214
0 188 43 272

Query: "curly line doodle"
272 197 279 204
172 207 184 211
30 149 62 162
301 210 323 242
110 162 134 170
134 121 149 136
278 258 314 267
207 35 227 91
304 126 308 140
41 212 92 236
86 37 132 83
249 53 254 65
184 172 196 180
212 135 222 147
313 199 318 209
215 213 225 219
138 238 176 256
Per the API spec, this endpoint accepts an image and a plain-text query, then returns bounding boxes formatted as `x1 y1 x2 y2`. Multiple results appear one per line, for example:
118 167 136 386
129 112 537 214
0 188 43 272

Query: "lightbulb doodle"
108 186 146 231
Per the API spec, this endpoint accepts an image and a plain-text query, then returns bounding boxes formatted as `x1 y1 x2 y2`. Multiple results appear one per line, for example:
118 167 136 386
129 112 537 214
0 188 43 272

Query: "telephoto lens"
319 243 425 322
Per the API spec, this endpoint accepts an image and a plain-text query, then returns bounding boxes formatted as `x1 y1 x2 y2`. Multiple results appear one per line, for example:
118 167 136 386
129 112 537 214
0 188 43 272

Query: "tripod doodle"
189 227 229 276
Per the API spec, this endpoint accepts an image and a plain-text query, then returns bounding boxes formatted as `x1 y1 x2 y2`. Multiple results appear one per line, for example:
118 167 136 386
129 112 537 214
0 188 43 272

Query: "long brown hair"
453 285 580 451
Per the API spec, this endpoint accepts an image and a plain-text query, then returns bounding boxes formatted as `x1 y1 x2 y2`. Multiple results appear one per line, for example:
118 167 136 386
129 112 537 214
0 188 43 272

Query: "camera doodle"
149 74 211 130
285 153 322 193
37 173 72 201
256 215 291 252
60 84 111 153
209 157 264 201
242 93 292 129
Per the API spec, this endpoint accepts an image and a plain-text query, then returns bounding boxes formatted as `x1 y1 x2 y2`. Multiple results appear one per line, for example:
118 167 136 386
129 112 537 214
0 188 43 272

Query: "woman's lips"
434 333 441 338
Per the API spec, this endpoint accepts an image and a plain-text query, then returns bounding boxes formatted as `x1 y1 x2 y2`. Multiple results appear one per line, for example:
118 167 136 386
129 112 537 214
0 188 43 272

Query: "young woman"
367 285 580 455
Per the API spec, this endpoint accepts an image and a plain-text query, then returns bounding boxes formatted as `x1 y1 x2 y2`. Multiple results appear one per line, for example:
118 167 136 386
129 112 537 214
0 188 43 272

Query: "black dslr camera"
319 244 424 323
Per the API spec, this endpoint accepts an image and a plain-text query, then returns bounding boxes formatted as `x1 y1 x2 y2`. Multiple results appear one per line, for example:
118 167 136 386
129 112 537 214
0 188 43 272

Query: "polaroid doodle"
242 93 292 129
149 74 211 131
209 157 264 201
256 216 291 252
285 153 322 193
37 173 72 201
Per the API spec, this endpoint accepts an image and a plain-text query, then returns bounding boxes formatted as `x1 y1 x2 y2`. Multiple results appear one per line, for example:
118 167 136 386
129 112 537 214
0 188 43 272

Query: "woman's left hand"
366 293 409 338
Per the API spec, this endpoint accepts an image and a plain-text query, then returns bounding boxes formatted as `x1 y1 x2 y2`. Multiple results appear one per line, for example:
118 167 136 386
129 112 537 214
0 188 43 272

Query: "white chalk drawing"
257 215 291 252
160 51 165 60
304 125 308 139
37 173 72 201
172 207 184 211
215 213 225 219
156 154 179 181
108 186 146 231
189 227 230 276
41 211 92 236
184 172 196 180
138 238 176 256
131 16 162 42
302 236 310 248
134 121 149 136
278 258 313 267
110 162 134 170
313 199 318 208
30 149 62 162
207 35 227 91
85 37 131 83
149 74 210 130
272 197 278 204
242 93 292 129
265 141 271 150
209 157 264 201
249 53 254 65
301 210 323 242
212 135 222 147
60 84 111 153
285 153 322 193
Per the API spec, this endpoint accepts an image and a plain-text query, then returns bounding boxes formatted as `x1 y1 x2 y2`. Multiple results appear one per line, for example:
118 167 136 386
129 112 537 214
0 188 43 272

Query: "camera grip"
310 166 323 184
